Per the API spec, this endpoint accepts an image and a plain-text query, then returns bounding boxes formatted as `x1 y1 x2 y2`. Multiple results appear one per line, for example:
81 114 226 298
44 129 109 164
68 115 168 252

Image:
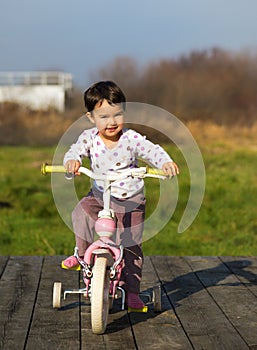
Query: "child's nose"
109 116 117 124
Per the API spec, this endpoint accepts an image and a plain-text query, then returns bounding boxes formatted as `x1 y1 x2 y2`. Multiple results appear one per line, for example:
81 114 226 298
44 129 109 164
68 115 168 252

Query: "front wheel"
91 257 110 334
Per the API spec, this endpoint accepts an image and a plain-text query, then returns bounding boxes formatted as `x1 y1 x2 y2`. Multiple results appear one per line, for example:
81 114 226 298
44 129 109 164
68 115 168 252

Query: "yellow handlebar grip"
146 167 165 176
41 163 66 175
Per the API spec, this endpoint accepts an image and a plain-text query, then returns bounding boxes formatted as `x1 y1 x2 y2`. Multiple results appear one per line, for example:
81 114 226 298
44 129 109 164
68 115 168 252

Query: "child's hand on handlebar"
162 161 180 178
65 160 81 175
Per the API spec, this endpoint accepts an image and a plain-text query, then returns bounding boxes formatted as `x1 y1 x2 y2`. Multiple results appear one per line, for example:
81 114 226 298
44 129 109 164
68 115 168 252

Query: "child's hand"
162 161 179 178
65 160 81 175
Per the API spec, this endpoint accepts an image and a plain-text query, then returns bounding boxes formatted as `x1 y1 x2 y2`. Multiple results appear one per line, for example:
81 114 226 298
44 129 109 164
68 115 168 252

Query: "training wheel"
153 284 162 312
53 282 62 309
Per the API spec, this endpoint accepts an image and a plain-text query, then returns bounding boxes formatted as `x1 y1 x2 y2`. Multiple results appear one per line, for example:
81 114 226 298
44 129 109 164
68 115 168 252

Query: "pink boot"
127 292 145 309
62 255 80 268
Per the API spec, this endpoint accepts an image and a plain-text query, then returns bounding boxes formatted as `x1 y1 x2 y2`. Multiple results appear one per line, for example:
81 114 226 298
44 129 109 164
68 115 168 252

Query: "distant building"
0 71 73 112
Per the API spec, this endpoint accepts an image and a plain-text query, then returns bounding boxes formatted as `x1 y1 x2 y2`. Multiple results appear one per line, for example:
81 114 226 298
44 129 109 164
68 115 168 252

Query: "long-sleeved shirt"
64 127 173 199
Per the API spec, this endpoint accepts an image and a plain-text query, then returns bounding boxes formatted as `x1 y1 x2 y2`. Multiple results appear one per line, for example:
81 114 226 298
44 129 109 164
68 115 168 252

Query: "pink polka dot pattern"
64 127 172 199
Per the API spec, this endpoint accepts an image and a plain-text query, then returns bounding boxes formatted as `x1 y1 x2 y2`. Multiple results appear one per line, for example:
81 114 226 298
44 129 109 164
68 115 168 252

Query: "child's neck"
99 132 121 149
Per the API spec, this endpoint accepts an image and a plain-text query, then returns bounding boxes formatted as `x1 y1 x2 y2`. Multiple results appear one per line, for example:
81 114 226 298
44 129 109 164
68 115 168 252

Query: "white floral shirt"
64 128 173 199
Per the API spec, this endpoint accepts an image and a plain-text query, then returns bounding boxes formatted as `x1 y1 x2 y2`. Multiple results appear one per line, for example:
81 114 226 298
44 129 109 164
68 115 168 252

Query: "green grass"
0 144 256 256
144 145 257 256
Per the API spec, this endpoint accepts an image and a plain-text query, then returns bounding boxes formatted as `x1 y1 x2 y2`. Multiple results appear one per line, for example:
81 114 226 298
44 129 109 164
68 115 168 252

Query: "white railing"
0 71 72 90
0 72 73 111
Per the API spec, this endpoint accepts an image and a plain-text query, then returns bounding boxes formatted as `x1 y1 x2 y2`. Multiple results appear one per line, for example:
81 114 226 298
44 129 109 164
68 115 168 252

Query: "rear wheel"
53 282 62 309
153 284 162 312
91 257 110 334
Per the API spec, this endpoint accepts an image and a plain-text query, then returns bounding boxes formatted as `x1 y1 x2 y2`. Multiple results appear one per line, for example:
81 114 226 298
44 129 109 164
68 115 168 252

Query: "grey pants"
72 188 146 293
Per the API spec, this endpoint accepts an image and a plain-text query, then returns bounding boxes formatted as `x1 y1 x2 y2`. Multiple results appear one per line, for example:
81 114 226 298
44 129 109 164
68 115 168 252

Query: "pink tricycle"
41 164 165 334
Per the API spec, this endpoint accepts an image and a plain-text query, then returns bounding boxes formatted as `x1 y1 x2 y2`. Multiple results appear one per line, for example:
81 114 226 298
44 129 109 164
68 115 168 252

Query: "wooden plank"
80 256 193 349
186 256 257 350
0 256 8 277
1 256 256 349
80 303 136 350
80 274 136 349
80 294 109 350
128 256 194 350
0 256 43 350
151 256 250 350
26 256 81 350
221 256 257 297
102 300 137 350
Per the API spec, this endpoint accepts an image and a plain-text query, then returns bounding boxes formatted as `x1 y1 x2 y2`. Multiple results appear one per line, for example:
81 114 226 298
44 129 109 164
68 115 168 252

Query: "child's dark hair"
84 81 126 112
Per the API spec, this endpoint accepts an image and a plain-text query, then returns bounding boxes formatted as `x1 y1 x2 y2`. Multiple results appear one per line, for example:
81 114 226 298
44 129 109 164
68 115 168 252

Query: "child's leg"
72 191 104 251
120 245 144 294
63 191 103 267
111 191 146 307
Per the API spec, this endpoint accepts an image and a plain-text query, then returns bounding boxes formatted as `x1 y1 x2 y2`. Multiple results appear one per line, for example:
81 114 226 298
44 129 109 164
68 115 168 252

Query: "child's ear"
86 112 95 124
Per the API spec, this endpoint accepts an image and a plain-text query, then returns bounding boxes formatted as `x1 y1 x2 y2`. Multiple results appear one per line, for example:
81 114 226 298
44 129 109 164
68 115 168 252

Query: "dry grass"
1 102 257 151
0 103 79 145
186 120 257 152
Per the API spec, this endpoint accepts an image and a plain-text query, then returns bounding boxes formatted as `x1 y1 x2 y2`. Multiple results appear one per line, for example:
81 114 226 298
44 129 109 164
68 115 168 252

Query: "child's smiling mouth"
106 127 118 132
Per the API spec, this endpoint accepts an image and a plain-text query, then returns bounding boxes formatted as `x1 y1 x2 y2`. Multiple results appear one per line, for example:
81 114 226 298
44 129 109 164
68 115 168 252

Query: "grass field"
0 123 256 256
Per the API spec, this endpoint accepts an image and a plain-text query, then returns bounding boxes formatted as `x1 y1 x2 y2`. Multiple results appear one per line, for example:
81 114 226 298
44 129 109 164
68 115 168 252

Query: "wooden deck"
0 256 257 350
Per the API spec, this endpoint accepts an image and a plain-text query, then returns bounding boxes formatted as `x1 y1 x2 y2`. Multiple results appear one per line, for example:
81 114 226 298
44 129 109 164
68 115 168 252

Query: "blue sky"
1 0 257 88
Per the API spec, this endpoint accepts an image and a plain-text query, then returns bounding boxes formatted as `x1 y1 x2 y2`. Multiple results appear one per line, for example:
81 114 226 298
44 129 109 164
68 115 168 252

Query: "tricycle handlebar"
41 163 167 180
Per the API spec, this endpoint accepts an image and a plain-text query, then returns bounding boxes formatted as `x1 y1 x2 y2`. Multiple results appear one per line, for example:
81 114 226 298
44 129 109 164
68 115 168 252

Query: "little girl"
63 81 179 308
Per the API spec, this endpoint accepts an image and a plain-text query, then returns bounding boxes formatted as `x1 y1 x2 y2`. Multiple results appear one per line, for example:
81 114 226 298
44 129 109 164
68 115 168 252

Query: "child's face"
87 99 124 141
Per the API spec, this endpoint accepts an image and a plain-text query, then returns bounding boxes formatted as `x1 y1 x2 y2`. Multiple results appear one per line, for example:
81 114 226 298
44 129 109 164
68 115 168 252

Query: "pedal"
128 305 148 313
61 261 81 271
